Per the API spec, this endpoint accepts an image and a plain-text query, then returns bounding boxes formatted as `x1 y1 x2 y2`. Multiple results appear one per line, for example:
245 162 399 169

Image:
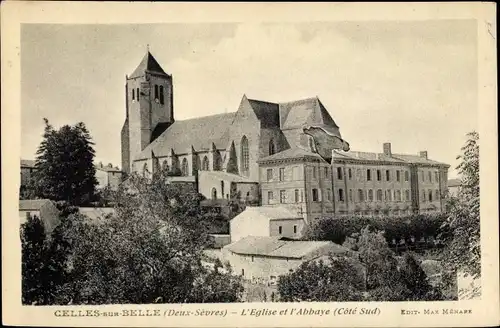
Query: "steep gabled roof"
130 51 169 78
279 97 339 131
247 98 280 128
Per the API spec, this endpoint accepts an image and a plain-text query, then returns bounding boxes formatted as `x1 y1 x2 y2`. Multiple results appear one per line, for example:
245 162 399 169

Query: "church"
121 51 450 223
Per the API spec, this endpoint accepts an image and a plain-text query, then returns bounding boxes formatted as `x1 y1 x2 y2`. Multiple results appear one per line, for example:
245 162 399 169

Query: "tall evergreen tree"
33 119 98 205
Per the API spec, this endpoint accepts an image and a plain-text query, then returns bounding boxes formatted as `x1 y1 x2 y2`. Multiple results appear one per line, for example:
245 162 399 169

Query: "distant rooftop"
448 178 461 187
258 146 325 163
95 162 121 172
20 159 36 168
19 199 52 211
332 142 449 167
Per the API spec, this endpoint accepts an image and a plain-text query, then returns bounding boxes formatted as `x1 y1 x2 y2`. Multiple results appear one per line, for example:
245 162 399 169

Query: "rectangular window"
338 189 345 202
278 226 283 234
268 191 274 203
324 167 329 178
327 188 332 201
293 225 297 234
405 171 409 181
396 170 400 182
337 167 343 180
348 168 352 180
312 188 319 202
367 169 371 181
294 189 299 203
312 167 317 179
132 89 135 100
279 168 285 181
377 170 381 181
428 171 432 183
349 189 353 202
435 172 439 182
386 170 390 181
280 190 286 204
267 168 273 182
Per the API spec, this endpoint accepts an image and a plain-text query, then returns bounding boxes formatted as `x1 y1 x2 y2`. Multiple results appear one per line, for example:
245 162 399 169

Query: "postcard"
1 2 498 327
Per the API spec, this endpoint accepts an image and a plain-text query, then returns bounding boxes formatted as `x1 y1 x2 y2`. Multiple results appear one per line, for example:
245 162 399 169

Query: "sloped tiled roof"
19 199 52 211
258 146 325 163
247 98 280 128
332 150 449 166
392 153 449 166
129 51 169 78
224 236 345 259
279 97 339 130
21 159 36 168
136 113 235 160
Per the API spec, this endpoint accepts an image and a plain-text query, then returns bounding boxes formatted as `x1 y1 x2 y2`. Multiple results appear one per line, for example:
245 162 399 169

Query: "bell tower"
121 50 174 175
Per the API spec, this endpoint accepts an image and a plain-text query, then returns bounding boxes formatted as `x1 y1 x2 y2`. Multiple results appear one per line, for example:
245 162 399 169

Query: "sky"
21 21 477 178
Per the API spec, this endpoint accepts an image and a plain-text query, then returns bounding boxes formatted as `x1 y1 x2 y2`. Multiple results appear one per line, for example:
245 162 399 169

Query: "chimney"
419 151 428 159
108 163 113 168
383 143 392 156
99 161 103 168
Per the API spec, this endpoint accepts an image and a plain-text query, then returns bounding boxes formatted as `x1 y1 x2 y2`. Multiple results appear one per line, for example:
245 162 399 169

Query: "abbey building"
121 51 450 222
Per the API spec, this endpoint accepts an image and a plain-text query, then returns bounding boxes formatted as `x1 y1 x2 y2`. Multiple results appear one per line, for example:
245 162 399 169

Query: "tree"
441 131 480 280
50 170 243 304
277 256 365 302
21 215 67 305
343 227 444 301
32 119 98 205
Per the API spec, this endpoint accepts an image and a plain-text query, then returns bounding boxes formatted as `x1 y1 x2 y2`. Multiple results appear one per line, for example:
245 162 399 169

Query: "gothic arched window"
162 160 169 172
132 88 135 100
136 88 140 101
142 163 148 177
154 84 159 100
214 153 222 171
241 136 249 176
159 85 164 105
202 156 209 171
269 139 276 156
181 158 189 176
211 188 217 200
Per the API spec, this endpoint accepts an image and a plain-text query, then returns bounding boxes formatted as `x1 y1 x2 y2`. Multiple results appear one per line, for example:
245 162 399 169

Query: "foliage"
277 256 365 302
303 214 446 246
342 227 444 301
440 131 480 280
21 215 67 305
31 119 98 206
35 170 243 304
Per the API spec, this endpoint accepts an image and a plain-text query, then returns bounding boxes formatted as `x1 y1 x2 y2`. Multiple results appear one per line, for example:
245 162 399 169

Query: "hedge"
303 213 448 246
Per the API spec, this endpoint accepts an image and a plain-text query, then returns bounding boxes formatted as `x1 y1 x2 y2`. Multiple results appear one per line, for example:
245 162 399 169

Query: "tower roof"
129 51 169 78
